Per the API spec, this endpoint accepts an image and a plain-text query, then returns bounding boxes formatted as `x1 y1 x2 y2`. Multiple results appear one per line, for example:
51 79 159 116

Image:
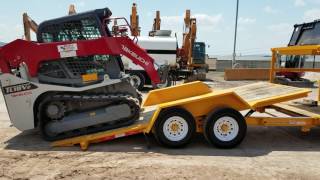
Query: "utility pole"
232 0 240 68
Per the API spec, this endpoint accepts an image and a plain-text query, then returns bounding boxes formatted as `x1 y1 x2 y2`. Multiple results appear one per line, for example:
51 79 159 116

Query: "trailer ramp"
231 82 311 109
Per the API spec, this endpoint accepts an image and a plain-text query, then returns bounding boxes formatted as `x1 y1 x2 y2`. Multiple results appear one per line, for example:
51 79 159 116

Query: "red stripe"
125 130 142 136
99 135 115 142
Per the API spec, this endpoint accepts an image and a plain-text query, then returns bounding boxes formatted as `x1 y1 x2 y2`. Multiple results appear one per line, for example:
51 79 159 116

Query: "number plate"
82 73 98 82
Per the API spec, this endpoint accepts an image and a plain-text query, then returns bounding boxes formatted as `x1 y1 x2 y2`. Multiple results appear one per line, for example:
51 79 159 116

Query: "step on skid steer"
0 7 169 141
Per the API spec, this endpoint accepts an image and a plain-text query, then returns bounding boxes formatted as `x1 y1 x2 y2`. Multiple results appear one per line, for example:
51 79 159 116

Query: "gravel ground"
0 72 320 180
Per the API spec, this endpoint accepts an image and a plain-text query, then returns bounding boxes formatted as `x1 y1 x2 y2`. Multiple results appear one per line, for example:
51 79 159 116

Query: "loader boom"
0 36 161 84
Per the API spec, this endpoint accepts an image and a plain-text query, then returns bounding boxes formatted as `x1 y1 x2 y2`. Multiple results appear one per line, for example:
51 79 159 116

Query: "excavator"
149 10 161 37
178 10 208 81
125 4 209 90
0 7 168 141
149 9 208 81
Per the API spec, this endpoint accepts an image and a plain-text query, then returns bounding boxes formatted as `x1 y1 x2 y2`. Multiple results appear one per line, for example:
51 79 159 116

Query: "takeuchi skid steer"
0 8 167 141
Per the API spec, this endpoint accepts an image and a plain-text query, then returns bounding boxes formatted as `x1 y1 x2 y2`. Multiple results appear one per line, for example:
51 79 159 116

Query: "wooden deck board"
232 82 309 103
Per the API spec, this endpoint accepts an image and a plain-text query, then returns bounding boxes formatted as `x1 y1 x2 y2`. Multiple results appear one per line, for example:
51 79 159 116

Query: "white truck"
122 32 177 90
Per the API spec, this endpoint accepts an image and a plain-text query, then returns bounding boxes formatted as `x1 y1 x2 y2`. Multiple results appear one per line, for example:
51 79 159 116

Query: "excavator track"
37 93 140 141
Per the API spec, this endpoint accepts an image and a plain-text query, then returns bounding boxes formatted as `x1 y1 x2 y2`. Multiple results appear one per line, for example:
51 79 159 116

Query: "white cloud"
77 1 85 7
194 14 223 27
161 15 180 26
268 23 292 33
147 12 153 17
303 9 320 21
160 13 223 47
311 0 320 4
239 17 256 24
0 24 24 42
161 13 223 29
295 0 306 7
264 6 278 14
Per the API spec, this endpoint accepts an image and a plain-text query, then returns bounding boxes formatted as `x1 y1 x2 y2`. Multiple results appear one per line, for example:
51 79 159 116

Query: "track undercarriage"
37 81 141 141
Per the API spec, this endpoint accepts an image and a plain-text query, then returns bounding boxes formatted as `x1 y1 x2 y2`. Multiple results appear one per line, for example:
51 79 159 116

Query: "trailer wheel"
203 108 247 149
130 72 145 90
154 108 195 148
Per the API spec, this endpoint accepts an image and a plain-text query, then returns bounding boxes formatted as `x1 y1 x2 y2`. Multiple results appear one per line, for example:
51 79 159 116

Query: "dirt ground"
1 72 320 180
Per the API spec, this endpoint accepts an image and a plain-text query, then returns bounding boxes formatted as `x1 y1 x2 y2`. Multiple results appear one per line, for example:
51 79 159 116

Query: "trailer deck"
52 81 319 150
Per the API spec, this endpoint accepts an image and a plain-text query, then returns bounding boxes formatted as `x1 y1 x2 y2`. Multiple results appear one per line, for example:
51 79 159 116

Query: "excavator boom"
22 13 38 41
130 3 141 36
153 11 161 31
181 10 197 66
68 4 77 15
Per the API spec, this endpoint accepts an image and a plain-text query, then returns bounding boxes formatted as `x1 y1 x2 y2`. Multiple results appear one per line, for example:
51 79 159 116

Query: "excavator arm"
130 3 141 36
181 10 197 66
0 36 161 84
68 4 77 15
22 13 38 41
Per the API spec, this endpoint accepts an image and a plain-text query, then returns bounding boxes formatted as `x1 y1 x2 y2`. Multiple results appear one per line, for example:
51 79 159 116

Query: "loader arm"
0 36 161 84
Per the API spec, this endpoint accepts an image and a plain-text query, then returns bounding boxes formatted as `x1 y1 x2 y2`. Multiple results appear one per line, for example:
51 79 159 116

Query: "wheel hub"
220 124 230 133
213 116 239 142
170 123 180 132
163 116 188 142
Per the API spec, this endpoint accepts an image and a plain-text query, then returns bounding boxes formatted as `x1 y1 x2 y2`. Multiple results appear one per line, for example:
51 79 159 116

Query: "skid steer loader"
0 7 168 141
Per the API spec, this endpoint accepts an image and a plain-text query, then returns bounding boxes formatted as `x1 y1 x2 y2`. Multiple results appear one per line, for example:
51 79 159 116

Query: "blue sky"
1 0 320 56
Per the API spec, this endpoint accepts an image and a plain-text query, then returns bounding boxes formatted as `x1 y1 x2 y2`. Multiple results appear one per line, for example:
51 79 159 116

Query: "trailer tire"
130 72 145 90
203 108 247 149
154 108 195 148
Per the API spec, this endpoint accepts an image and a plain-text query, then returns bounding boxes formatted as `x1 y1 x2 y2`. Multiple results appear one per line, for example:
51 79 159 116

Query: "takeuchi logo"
121 45 150 66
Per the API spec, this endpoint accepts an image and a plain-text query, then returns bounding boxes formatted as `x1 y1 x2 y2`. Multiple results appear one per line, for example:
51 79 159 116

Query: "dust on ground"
1 72 320 180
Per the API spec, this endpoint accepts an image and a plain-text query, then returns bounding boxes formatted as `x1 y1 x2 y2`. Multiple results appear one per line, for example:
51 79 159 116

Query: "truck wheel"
203 108 247 149
154 108 195 148
130 72 145 90
156 76 172 89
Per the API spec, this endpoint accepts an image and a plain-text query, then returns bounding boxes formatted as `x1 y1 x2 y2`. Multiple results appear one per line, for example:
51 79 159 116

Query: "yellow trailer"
52 81 320 150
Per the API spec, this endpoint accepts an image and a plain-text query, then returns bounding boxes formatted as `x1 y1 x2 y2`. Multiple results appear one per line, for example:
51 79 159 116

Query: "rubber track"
37 93 140 141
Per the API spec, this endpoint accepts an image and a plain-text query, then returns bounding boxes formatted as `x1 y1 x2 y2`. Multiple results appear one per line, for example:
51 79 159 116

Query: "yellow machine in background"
270 45 320 82
181 10 197 67
179 10 209 81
